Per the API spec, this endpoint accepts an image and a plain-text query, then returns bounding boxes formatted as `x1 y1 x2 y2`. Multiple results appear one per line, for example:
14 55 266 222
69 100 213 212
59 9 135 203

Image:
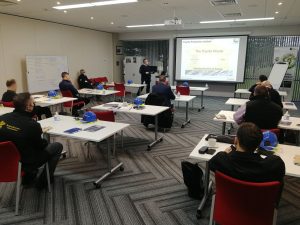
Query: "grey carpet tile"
0 96 299 225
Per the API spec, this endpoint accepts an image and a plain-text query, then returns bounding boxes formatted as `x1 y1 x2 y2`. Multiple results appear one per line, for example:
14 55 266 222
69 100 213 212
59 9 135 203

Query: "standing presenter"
137 58 152 95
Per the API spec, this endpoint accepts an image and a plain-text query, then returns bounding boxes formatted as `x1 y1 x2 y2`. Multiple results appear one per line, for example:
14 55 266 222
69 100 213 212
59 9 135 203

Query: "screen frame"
174 35 248 84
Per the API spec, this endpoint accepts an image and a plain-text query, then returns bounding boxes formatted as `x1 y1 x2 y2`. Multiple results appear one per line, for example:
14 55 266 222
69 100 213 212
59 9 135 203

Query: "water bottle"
54 112 60 121
205 83 209 88
284 111 290 121
177 91 181 98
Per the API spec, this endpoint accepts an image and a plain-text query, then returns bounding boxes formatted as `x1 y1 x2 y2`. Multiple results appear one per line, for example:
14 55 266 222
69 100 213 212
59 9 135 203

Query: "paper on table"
294 155 300 165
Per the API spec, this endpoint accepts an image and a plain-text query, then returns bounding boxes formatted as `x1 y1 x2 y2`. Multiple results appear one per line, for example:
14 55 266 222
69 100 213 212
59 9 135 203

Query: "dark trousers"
34 106 52 120
23 142 63 182
72 97 90 116
137 75 151 95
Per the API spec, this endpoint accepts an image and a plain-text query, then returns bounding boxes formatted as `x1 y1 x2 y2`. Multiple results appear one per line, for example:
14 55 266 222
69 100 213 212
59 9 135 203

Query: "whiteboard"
26 56 68 93
268 63 288 90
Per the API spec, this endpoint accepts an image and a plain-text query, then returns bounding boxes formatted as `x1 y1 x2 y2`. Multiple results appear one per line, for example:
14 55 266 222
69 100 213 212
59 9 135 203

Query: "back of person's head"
261 80 273 89
236 122 263 152
254 85 269 98
259 75 268 82
61 72 69 79
13 92 31 112
6 79 16 88
160 71 166 76
80 69 85 74
159 75 166 82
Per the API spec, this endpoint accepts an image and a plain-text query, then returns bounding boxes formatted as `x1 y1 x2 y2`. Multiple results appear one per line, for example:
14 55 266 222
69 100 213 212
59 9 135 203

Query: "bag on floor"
181 160 204 200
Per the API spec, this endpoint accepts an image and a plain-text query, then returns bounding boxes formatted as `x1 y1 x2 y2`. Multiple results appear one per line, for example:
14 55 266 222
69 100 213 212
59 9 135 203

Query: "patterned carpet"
0 96 300 225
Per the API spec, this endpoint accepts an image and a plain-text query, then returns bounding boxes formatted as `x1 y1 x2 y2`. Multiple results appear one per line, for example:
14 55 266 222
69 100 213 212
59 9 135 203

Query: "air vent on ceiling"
0 0 17 7
223 12 242 17
210 0 238 6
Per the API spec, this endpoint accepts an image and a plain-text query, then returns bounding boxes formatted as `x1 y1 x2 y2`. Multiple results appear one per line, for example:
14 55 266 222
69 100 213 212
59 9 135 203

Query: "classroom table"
234 88 288 100
138 93 196 128
38 115 129 188
171 86 209 111
92 102 169 150
189 134 300 218
0 106 14 116
225 98 297 111
33 96 77 107
78 88 119 96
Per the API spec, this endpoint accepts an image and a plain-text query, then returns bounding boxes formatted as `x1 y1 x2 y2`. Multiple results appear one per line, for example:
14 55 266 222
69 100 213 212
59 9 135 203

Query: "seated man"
151 74 175 107
0 93 63 188
59 72 90 116
234 85 283 129
249 74 268 98
2 79 52 120
77 69 93 89
261 80 283 108
209 122 285 183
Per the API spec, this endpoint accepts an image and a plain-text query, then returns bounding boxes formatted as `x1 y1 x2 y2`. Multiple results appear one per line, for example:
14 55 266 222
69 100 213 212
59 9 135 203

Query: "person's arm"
139 65 145 74
29 122 48 150
233 104 246 124
168 86 175 100
208 152 226 172
68 82 79 97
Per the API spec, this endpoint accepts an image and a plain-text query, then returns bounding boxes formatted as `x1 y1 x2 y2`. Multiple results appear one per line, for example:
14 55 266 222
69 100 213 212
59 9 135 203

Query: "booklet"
83 125 105 132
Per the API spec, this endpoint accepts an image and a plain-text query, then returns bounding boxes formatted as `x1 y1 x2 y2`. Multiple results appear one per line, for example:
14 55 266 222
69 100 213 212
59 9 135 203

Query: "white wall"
0 14 113 94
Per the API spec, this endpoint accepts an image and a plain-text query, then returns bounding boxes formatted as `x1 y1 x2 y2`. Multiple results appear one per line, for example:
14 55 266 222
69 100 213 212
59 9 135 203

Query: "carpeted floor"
0 96 300 225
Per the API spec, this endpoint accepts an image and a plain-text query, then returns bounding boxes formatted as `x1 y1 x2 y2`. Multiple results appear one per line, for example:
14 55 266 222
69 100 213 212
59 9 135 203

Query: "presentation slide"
175 36 248 82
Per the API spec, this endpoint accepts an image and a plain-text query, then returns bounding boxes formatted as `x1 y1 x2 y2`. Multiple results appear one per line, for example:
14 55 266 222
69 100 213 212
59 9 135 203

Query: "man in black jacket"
2 79 52 120
234 85 283 129
209 122 285 183
59 72 90 116
248 74 268 97
261 80 283 108
152 74 175 107
77 69 93 89
0 93 63 188
137 59 152 95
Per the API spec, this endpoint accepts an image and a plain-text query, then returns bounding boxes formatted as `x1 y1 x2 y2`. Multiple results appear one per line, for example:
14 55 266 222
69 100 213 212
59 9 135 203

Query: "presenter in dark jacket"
248 74 268 97
152 74 175 107
59 72 90 116
137 58 152 95
2 79 52 120
209 122 285 183
234 85 283 129
0 93 63 188
77 69 93 89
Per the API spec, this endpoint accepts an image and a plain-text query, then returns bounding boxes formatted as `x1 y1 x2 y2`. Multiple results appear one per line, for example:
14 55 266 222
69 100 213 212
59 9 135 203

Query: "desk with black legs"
39 115 129 188
92 102 169 150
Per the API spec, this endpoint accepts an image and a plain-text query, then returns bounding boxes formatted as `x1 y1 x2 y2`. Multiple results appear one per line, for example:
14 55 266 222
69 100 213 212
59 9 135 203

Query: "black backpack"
181 161 205 200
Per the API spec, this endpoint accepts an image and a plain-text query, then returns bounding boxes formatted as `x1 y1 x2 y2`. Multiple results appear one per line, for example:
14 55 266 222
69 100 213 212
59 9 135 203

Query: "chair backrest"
60 90 73 107
92 110 115 122
1 101 14 108
94 77 108 84
176 86 190 95
213 171 281 225
261 128 280 139
0 141 21 182
114 83 125 96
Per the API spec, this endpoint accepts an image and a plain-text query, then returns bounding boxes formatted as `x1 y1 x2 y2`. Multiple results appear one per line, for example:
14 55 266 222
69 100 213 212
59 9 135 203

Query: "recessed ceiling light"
90 17 94 20
63 10 67 13
17 0 21 2
126 24 165 28
57 1 61 5
278 2 283 5
275 11 279 14
200 17 274 24
53 0 137 10
110 22 114 25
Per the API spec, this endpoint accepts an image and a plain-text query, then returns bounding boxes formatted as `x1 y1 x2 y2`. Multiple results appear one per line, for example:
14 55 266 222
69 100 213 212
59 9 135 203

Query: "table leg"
222 122 226 135
196 161 213 219
296 131 300 146
147 115 163 150
94 135 124 188
231 105 234 111
198 91 205 112
181 102 191 128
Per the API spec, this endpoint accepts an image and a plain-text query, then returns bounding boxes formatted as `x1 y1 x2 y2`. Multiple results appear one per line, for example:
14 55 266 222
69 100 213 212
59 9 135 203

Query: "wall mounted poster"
273 47 299 81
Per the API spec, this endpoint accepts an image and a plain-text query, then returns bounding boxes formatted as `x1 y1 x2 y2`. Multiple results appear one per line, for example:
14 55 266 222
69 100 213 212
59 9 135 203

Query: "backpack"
181 160 205 200
141 93 173 128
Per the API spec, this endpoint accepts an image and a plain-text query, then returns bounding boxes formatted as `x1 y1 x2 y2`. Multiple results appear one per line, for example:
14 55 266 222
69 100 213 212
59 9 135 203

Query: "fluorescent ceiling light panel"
53 0 137 10
200 17 274 24
126 24 165 28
